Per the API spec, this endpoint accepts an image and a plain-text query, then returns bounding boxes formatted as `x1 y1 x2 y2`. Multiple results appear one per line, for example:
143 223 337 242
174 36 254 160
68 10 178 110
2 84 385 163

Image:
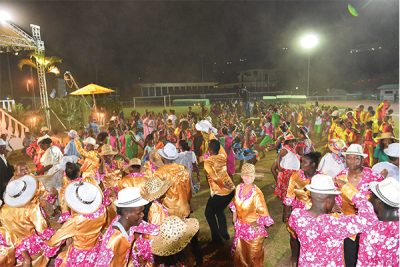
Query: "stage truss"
0 21 51 129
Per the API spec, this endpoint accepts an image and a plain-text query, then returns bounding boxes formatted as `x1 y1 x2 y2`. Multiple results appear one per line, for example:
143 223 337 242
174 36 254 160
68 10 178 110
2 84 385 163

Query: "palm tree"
18 53 62 75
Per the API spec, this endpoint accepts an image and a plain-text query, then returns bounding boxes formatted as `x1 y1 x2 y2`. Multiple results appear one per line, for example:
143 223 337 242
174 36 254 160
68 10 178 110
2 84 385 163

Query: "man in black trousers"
0 139 14 199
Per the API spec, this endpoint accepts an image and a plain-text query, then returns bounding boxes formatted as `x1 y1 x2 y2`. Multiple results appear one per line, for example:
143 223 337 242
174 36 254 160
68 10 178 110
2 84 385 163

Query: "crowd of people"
0 98 397 266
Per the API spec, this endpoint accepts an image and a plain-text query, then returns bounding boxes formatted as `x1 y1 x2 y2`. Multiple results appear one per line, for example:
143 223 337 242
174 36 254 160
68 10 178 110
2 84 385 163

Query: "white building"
377 84 399 101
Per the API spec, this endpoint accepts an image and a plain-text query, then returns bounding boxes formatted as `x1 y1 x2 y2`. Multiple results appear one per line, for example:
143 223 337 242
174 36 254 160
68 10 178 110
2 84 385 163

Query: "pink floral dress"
288 191 378 267
357 220 399 266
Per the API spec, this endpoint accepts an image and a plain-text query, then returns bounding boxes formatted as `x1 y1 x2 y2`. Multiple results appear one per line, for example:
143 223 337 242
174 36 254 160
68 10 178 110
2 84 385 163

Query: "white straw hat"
384 143 400 158
369 177 400 208
65 181 103 214
4 175 37 207
37 134 52 144
114 187 149 208
195 120 211 132
0 139 6 146
342 144 367 158
305 174 341 195
158 143 179 160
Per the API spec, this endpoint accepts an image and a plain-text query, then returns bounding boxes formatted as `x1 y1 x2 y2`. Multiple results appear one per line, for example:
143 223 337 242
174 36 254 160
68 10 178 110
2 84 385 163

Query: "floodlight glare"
300 33 319 50
0 10 12 22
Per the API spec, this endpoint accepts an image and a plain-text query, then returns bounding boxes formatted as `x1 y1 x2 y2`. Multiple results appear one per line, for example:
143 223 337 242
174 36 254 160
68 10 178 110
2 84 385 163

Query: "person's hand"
21 250 31 267
380 169 388 178
66 237 73 246
331 204 342 213
336 179 346 189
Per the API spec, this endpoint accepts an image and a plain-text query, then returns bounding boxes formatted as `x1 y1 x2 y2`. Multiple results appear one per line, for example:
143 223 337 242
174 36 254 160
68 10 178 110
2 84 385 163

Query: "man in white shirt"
372 143 399 180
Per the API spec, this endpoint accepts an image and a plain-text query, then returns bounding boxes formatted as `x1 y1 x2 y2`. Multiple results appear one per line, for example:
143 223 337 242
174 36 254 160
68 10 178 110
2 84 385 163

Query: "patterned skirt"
274 169 296 200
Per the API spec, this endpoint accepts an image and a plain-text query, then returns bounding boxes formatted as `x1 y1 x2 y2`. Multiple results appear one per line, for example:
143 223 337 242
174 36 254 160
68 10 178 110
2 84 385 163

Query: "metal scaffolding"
0 21 51 129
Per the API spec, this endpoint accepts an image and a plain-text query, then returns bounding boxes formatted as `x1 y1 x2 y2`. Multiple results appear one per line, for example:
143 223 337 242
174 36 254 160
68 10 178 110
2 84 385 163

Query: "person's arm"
276 148 288 171
74 137 93 159
283 173 297 222
255 188 274 227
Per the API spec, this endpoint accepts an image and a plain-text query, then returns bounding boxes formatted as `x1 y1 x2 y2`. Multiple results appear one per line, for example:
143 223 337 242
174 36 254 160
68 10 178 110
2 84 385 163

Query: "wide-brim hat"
305 174 341 195
99 144 118 156
195 120 211 132
328 139 347 154
4 175 37 207
123 158 142 172
158 143 179 160
331 110 340 117
342 144 367 158
384 143 400 158
235 163 264 177
65 181 103 214
37 134 52 144
82 137 98 148
376 132 398 141
152 216 199 256
284 133 297 142
141 177 172 202
114 187 149 208
369 177 399 208
297 125 310 139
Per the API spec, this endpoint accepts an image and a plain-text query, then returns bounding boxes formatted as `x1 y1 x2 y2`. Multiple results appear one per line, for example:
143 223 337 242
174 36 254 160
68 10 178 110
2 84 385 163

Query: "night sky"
0 0 398 97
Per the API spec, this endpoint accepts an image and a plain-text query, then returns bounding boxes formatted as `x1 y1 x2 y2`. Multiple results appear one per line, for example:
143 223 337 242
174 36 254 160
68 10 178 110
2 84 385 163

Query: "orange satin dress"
147 201 169 226
0 202 50 267
284 171 312 210
0 227 15 267
117 173 149 191
47 206 106 266
204 153 235 197
231 184 273 267
105 230 132 267
74 139 100 179
154 163 192 218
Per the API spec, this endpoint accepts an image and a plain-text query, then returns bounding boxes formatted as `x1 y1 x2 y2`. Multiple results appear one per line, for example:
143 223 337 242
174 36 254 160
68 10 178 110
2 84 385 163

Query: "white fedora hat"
37 134 52 144
65 181 103 214
369 177 399 208
158 143 179 160
342 144 367 158
114 187 149 208
195 120 210 132
305 174 341 195
4 175 37 207
82 137 98 148
384 143 400 158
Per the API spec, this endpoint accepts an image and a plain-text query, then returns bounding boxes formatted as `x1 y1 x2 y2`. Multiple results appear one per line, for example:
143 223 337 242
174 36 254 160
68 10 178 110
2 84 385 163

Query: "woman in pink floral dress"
229 163 274 266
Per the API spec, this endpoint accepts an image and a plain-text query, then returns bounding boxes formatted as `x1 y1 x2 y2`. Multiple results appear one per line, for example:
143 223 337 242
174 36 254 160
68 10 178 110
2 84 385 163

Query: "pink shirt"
357 220 399 266
288 192 377 267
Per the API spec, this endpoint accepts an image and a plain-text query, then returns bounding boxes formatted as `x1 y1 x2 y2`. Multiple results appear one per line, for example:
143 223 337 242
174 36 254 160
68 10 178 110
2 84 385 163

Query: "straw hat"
331 110 340 117
195 120 211 132
65 181 103 214
37 134 52 144
123 158 142 172
305 174 341 195
342 144 367 158
141 177 172 202
99 144 118 156
376 132 398 141
158 143 179 160
328 139 347 154
384 143 400 158
114 187 149 208
369 177 400 208
152 216 199 256
40 126 49 132
82 137 98 148
236 163 263 177
4 175 37 207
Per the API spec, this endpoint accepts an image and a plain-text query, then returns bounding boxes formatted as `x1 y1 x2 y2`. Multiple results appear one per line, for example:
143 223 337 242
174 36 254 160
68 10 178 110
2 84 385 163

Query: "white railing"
0 107 30 150
0 100 16 113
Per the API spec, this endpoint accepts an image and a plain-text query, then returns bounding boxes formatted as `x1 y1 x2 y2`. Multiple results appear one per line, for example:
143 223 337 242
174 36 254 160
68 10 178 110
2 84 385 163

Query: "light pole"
300 33 319 97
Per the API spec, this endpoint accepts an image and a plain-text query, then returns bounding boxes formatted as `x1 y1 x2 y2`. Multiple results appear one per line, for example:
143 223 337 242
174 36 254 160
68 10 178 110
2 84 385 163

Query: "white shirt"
372 162 399 181
318 152 346 178
40 146 63 168
280 149 300 170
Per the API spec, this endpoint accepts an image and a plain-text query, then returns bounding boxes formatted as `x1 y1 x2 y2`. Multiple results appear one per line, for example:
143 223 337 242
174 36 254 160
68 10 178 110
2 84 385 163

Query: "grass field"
9 100 398 266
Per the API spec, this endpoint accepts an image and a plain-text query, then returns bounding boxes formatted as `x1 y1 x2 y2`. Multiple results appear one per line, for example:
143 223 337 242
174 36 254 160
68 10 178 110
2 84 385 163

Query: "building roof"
377 84 399 90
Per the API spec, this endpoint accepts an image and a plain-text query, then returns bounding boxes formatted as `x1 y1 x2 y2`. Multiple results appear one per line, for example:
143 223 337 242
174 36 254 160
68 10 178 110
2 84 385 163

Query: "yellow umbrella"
70 83 115 109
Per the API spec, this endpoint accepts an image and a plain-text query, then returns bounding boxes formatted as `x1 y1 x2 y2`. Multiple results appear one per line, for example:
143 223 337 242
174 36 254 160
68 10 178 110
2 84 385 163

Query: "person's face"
86 144 94 151
346 122 352 129
0 145 6 155
300 156 315 173
382 138 392 146
16 165 29 176
369 194 383 219
346 154 363 171
242 175 255 185
126 206 145 227
104 155 114 162
39 143 50 151
325 195 336 212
